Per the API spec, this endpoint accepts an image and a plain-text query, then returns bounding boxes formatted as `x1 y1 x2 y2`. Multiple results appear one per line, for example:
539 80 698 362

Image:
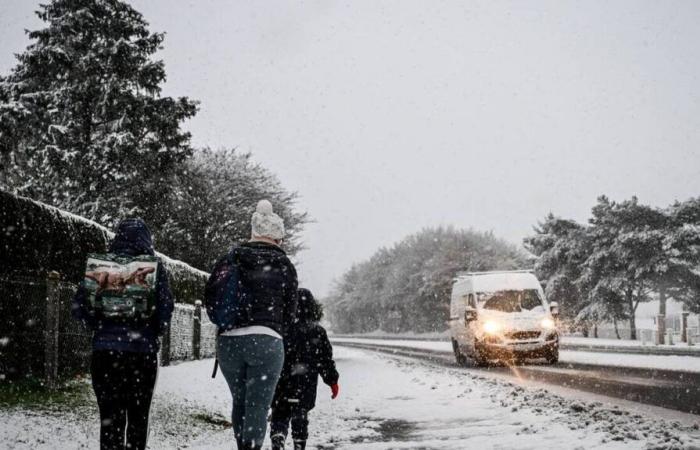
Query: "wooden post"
656 314 665 345
44 271 61 389
161 322 171 367
193 300 202 360
681 312 689 344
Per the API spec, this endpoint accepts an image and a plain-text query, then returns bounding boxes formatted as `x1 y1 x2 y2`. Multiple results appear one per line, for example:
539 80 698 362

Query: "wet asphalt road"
333 341 700 415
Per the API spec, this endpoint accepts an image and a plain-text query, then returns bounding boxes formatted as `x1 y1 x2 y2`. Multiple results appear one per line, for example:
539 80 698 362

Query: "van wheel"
452 339 468 367
545 348 559 365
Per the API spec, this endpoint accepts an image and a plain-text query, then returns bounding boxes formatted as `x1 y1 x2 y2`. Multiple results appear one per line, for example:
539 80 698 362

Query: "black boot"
293 440 306 450
271 433 286 450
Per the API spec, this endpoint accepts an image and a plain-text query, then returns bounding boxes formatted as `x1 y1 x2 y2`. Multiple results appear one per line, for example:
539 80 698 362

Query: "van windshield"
477 289 545 313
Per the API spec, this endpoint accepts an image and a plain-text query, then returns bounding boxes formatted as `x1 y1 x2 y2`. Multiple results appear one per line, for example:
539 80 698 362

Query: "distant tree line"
0 0 306 271
525 196 700 339
325 227 530 334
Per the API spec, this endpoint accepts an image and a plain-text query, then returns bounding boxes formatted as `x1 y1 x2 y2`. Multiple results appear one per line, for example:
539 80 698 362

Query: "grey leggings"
218 334 284 448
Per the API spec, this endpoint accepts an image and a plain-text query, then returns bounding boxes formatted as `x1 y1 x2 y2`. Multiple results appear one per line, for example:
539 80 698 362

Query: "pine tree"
661 198 700 313
579 196 666 340
524 214 590 325
0 0 198 226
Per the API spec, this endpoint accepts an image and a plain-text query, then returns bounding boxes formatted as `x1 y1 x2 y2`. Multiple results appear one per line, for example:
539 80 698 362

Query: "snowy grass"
0 377 91 409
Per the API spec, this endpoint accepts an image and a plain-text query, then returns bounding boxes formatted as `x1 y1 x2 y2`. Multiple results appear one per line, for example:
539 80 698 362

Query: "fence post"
656 314 665 345
44 271 61 389
161 321 171 367
193 300 202 360
681 312 689 344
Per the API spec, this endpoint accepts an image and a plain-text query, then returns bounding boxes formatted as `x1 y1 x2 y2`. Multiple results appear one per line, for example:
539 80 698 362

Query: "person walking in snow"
269 288 340 450
72 218 174 450
205 199 298 450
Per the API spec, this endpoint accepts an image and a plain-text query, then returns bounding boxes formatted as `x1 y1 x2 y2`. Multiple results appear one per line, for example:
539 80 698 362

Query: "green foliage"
325 227 530 334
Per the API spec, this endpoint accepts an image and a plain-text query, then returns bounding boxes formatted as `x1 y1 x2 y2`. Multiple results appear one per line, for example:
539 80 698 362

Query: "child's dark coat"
272 292 338 411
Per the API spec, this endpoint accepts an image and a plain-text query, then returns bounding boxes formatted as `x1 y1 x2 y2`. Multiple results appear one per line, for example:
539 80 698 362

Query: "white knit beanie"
251 199 285 241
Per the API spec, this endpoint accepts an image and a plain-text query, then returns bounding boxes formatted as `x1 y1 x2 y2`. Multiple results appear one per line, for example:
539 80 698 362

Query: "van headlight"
483 320 501 334
541 318 556 329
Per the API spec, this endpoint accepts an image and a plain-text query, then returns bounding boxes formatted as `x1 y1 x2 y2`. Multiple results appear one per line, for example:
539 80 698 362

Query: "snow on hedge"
0 190 208 303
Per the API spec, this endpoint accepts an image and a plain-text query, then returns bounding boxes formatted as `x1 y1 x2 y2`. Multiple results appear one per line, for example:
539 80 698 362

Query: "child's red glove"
331 383 340 399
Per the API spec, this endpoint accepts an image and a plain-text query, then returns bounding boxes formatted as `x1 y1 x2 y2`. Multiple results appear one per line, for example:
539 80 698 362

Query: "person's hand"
331 383 340 399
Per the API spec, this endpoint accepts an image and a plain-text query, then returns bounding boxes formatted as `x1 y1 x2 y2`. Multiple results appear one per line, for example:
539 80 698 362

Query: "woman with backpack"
72 218 174 450
205 200 298 450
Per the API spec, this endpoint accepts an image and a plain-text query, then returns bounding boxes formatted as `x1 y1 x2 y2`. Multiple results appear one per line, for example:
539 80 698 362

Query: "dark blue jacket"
208 241 298 336
236 241 298 336
71 218 174 353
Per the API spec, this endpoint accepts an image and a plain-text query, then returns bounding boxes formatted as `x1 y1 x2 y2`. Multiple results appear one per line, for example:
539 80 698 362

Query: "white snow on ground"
331 338 700 373
2 347 700 449
562 336 700 351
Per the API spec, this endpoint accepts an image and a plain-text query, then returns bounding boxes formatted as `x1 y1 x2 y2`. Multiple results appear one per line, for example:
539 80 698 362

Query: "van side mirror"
549 302 559 318
465 308 477 323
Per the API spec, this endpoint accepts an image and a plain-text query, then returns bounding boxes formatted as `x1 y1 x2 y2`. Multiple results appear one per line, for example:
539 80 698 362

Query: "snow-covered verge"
563 336 700 352
331 338 700 373
2 348 700 449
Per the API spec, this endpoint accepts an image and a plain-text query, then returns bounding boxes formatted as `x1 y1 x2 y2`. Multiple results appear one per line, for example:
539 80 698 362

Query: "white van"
449 270 559 366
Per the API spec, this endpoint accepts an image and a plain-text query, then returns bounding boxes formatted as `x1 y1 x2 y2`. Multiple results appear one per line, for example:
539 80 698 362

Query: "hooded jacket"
272 289 338 411
71 218 174 353
219 240 298 336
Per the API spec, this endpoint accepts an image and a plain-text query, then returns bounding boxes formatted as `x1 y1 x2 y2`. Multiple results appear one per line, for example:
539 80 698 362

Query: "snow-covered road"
2 347 700 449
330 338 700 373
332 338 700 415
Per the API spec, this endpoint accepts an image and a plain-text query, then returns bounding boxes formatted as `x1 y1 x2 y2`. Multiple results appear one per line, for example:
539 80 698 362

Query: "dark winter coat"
272 300 338 411
71 218 174 353
213 241 298 336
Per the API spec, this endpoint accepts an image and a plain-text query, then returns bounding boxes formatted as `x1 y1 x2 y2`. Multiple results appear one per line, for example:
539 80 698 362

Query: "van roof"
453 270 541 292
455 270 533 277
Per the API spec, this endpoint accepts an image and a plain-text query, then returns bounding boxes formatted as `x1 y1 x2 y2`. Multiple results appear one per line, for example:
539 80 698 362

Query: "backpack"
204 248 249 330
83 253 159 321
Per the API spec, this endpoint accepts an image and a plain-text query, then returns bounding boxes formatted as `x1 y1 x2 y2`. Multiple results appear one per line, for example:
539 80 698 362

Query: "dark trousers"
270 402 309 446
91 350 158 450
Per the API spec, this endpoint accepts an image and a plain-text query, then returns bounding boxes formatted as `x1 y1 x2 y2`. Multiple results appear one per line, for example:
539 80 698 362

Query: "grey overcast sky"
2 1 700 296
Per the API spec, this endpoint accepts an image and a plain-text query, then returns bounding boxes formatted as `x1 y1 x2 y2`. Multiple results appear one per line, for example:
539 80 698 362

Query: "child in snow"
269 288 340 450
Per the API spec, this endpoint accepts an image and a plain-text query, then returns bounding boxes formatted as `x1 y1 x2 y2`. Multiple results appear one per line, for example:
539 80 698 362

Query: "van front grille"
505 331 541 341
